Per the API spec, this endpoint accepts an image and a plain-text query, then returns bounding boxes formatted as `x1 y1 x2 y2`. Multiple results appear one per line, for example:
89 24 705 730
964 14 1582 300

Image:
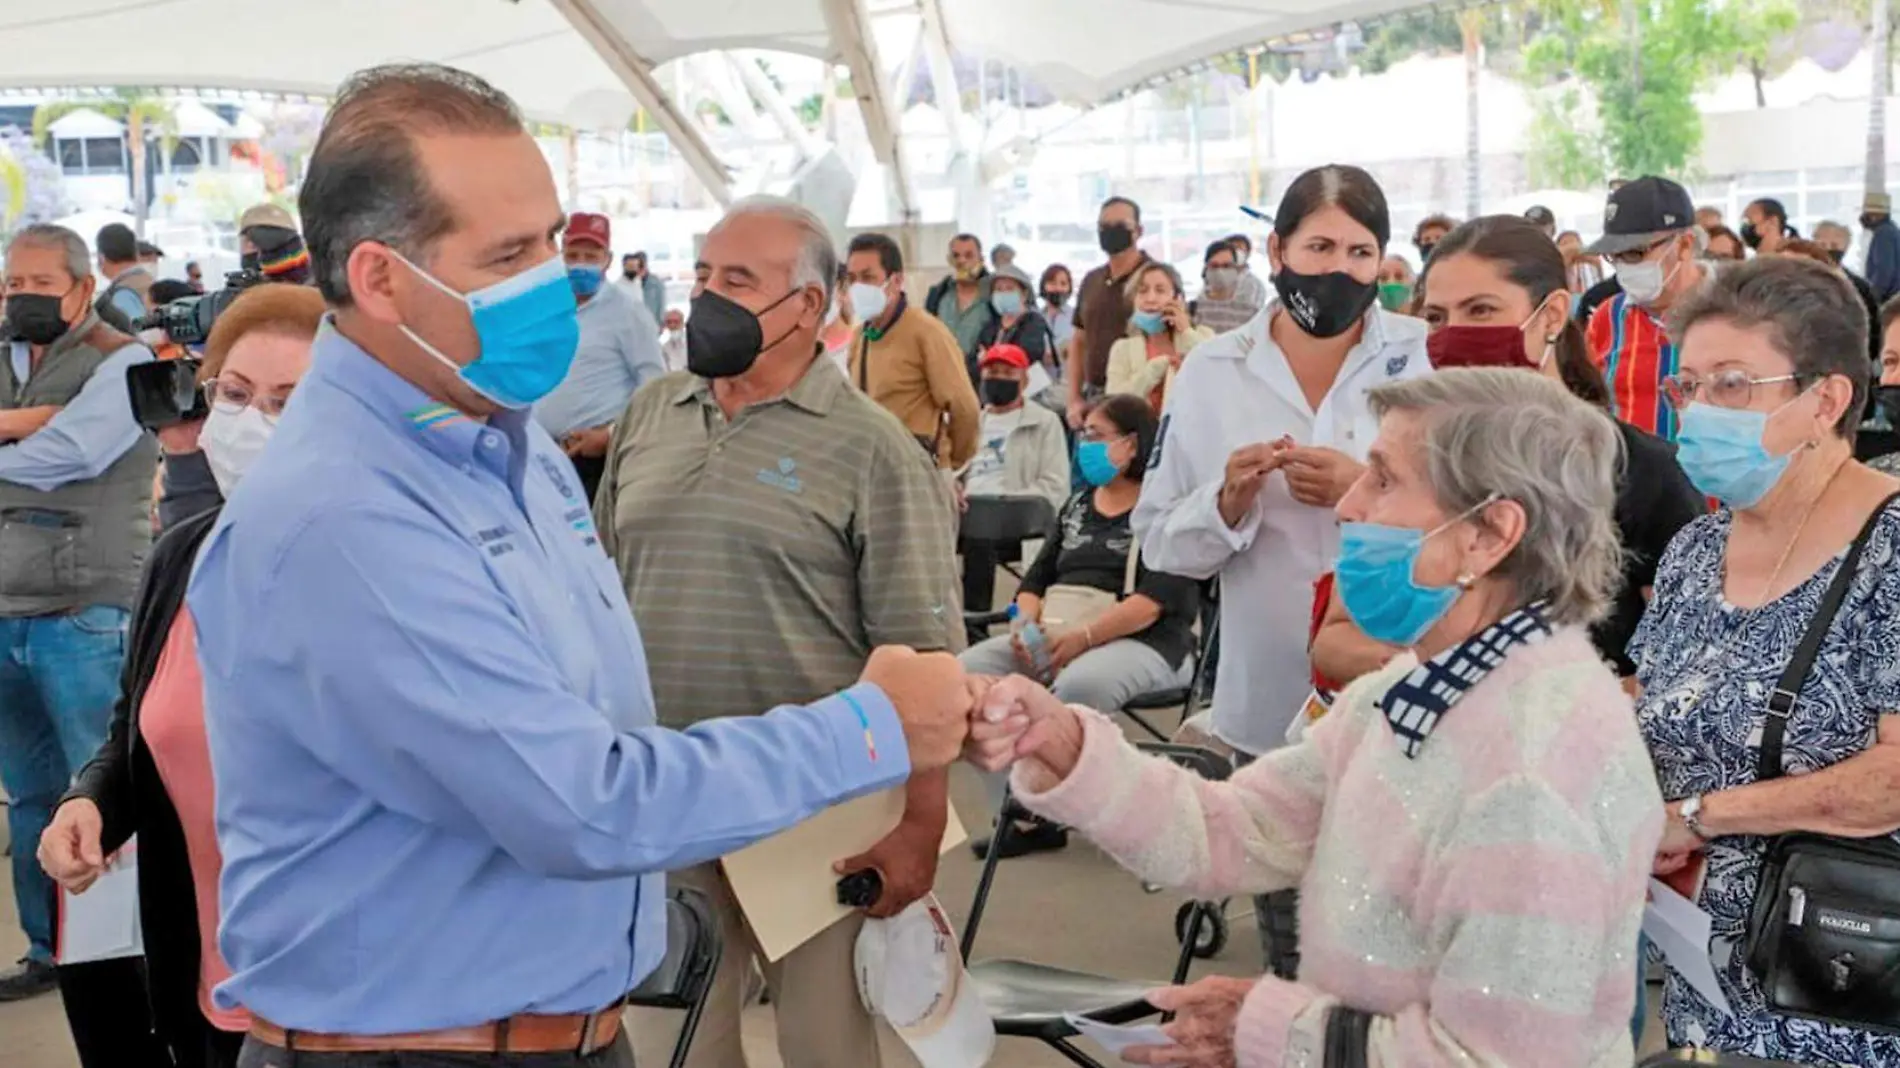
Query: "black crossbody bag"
1743 491 1900 1034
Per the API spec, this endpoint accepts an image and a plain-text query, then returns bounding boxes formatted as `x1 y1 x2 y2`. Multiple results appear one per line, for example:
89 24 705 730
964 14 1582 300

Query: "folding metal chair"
1117 613 1220 743
958 746 1227 1067
960 495 1058 637
627 887 722 1068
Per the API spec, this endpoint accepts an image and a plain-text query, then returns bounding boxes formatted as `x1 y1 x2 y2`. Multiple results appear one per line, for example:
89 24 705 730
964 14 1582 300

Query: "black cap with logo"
1585 176 1696 255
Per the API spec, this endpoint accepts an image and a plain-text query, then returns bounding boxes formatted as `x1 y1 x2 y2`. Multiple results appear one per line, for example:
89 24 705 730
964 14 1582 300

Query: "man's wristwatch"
1679 794 1711 840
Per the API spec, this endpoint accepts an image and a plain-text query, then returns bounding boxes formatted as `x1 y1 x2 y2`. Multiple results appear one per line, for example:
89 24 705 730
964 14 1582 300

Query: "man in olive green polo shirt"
596 196 961 1068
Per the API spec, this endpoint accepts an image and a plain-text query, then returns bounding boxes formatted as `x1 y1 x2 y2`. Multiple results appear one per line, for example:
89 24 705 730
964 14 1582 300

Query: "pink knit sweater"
1013 626 1663 1067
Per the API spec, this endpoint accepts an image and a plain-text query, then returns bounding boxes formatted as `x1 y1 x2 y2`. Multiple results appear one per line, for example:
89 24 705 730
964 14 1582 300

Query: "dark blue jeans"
0 606 127 962
237 1035 635 1068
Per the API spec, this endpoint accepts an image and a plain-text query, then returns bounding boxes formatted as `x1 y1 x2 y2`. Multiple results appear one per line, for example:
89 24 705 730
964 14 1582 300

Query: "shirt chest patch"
1386 353 1409 377
756 457 803 494
475 526 518 558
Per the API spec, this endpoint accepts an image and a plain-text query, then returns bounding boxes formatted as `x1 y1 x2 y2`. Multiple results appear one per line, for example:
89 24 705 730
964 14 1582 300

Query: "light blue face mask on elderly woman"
392 251 580 409
1674 384 1815 509
1335 496 1498 646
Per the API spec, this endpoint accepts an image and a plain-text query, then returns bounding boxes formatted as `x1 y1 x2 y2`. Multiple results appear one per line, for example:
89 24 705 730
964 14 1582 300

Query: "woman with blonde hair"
1105 260 1212 412
41 284 327 1068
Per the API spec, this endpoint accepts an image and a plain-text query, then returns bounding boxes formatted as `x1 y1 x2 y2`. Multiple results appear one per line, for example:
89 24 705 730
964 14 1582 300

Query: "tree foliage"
1520 0 1798 186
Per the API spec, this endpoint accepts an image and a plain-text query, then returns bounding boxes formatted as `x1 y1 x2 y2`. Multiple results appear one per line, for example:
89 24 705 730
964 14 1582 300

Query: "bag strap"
1758 490 1900 782
1322 1006 1373 1068
1123 533 1140 597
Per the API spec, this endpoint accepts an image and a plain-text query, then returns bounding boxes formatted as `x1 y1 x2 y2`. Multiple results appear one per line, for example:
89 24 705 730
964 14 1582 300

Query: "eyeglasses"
203 378 293 421
1078 428 1133 445
1608 236 1678 267
1661 370 1807 411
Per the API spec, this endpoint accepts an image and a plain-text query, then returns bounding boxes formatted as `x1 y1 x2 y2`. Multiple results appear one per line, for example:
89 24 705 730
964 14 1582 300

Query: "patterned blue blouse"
1633 503 1900 1063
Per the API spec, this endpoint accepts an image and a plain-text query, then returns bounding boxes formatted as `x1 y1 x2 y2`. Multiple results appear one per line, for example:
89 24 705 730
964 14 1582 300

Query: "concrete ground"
0 757 1668 1068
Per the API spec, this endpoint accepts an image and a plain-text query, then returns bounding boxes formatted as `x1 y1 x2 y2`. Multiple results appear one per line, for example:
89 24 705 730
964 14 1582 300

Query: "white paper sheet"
1026 363 1054 398
58 838 143 966
1063 1014 1173 1057
1643 876 1733 1017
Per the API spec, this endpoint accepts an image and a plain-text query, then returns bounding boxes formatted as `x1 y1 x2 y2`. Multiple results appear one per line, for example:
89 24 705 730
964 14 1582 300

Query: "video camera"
134 267 267 347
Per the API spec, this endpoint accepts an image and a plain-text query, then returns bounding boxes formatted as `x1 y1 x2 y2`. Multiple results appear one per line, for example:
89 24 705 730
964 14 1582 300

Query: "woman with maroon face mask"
1313 215 1705 694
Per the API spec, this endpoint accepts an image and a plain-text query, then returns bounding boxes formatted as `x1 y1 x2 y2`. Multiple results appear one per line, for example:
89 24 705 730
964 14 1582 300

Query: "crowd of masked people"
2 60 1900 1068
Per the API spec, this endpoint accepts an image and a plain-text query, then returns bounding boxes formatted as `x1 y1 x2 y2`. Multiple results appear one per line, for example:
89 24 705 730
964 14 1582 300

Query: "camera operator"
236 203 310 285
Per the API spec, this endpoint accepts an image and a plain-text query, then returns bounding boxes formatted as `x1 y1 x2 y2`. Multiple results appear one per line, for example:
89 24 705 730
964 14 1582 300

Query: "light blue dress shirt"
189 321 912 1033
534 282 665 438
0 338 151 491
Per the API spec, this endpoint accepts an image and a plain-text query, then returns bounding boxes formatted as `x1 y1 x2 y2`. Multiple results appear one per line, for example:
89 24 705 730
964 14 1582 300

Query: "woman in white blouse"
1134 163 1432 978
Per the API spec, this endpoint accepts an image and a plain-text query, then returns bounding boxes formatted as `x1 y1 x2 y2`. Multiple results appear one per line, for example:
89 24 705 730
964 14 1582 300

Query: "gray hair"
6 225 90 284
1367 368 1624 628
1668 255 1868 438
721 194 838 306
300 63 525 306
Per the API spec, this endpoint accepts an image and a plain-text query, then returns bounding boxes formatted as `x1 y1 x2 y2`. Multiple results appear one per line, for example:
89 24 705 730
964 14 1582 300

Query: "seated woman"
1105 262 1213 412
39 285 325 1068
970 368 1662 1066
961 394 1199 859
1310 215 1704 697
1634 256 1900 1062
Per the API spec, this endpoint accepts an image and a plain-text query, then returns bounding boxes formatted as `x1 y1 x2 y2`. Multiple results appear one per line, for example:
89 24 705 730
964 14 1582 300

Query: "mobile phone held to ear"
126 358 208 430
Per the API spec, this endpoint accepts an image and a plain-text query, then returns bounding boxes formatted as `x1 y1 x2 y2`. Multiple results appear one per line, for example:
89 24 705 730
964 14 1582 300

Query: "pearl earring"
1456 572 1477 590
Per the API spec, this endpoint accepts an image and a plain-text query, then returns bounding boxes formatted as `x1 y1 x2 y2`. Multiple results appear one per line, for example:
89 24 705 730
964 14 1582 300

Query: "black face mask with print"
1273 266 1379 340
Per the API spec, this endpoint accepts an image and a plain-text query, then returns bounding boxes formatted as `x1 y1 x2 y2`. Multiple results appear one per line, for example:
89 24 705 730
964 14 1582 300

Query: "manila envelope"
720 787 967 961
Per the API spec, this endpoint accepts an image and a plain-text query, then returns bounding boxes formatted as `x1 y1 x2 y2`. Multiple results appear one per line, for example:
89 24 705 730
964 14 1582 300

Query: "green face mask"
1378 281 1413 312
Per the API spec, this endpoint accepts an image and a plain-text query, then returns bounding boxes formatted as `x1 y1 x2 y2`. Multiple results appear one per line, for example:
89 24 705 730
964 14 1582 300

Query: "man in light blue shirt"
0 223 153 1001
188 64 973 1065
535 212 663 501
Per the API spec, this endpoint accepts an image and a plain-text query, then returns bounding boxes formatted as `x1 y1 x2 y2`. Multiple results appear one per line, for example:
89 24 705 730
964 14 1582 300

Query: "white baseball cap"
855 895 996 1068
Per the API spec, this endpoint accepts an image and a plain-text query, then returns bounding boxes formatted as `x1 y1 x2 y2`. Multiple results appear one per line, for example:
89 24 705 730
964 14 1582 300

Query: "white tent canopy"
0 0 1432 209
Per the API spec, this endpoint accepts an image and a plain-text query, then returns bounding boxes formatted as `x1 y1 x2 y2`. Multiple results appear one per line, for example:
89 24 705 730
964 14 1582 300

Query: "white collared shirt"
1132 303 1432 755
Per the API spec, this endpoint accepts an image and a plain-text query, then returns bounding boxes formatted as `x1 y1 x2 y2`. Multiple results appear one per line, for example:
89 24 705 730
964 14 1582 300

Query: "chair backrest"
962 495 1057 544
960 742 1234 986
628 887 722 1010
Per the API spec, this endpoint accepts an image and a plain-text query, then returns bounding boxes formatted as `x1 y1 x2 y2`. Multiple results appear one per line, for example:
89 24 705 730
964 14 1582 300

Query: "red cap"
979 343 1030 369
564 212 611 250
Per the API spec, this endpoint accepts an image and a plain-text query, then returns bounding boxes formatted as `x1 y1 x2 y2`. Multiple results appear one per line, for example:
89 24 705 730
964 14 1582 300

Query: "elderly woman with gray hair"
1636 256 1900 1062
970 368 1663 1067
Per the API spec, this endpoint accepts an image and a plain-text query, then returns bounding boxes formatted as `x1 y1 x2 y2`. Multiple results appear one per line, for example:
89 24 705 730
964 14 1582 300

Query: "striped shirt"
595 358 962 727
1587 292 1679 440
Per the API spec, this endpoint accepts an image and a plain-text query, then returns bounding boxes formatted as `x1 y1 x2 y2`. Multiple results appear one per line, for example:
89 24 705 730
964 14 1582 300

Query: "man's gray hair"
6 225 90 284
1668 255 1869 438
1367 368 1624 628
722 194 838 305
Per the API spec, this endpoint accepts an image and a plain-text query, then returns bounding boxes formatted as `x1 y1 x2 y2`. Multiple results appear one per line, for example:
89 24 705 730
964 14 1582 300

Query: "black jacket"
67 504 222 1062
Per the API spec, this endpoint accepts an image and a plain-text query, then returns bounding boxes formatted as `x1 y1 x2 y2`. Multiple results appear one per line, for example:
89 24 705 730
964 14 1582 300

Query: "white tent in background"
0 0 1439 228
45 108 124 140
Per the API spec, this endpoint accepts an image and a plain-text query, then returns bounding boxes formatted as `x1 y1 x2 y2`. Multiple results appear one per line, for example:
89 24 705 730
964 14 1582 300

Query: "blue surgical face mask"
1075 437 1126 487
1335 496 1496 646
394 252 580 410
991 290 1024 317
567 263 605 298
1675 392 1810 508
1131 310 1167 335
